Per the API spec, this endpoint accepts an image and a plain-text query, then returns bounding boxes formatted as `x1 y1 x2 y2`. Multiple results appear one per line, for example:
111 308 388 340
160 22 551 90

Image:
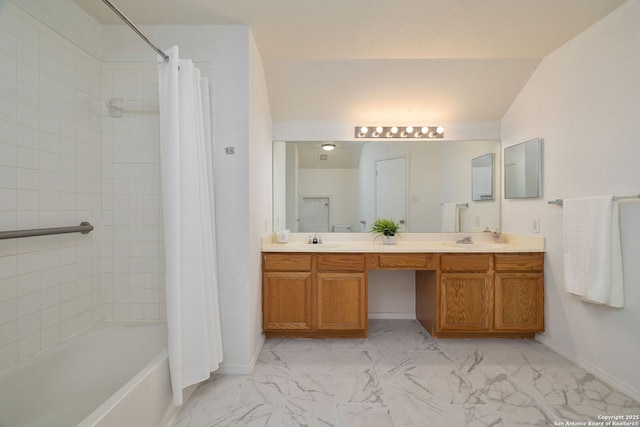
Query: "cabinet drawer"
377 254 439 269
317 254 365 271
263 253 312 272
441 254 491 272
495 253 544 272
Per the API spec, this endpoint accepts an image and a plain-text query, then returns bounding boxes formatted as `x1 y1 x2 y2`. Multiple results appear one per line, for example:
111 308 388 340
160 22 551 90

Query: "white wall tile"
0 343 18 371
17 331 40 360
17 312 39 339
0 277 17 302
17 272 39 296
0 299 17 324
17 292 39 317
0 320 17 348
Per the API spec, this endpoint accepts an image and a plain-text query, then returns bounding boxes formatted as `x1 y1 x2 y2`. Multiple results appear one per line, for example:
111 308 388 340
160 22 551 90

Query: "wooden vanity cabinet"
263 251 544 339
419 253 544 338
439 255 493 333
262 254 314 333
494 254 544 332
317 254 367 331
262 253 367 338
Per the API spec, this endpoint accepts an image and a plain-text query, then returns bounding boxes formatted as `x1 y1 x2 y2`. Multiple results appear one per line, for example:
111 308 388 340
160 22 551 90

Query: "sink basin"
442 242 509 250
284 243 342 249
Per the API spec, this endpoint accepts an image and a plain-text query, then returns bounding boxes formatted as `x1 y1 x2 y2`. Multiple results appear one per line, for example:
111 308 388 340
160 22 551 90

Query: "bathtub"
0 322 173 427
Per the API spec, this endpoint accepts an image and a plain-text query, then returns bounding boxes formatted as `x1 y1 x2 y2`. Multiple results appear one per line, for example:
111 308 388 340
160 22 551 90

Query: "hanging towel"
441 202 460 232
563 196 624 307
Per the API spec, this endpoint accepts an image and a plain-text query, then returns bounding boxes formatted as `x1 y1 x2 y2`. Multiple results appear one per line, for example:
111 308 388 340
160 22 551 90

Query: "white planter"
383 235 397 245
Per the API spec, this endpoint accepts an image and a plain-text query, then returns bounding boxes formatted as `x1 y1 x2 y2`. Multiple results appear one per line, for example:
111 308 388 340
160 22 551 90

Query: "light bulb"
376 126 383 133
321 143 335 151
405 126 414 134
360 126 368 134
390 127 398 134
436 126 444 134
421 126 429 134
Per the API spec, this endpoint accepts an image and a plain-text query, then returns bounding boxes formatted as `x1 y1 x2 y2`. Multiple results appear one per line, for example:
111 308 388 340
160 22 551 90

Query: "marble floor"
170 320 640 427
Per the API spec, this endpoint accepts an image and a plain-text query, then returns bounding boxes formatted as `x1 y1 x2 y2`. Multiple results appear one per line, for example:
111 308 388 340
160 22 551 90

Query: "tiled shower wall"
100 62 166 321
0 2 103 370
0 0 214 369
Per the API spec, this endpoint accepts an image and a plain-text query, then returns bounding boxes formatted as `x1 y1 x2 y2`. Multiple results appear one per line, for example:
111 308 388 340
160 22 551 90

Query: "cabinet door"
439 273 492 331
495 273 544 331
263 272 313 331
317 273 367 331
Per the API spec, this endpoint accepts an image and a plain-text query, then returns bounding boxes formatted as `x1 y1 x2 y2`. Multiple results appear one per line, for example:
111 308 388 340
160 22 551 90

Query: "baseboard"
368 312 415 320
216 333 266 375
536 334 640 402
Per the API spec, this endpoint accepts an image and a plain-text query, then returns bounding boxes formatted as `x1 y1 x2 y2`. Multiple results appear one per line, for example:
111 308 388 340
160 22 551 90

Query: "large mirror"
504 138 542 199
273 140 501 233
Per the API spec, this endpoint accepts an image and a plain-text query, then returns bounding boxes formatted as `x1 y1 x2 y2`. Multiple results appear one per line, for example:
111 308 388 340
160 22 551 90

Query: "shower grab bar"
440 202 469 208
0 222 94 240
548 194 640 206
101 0 169 63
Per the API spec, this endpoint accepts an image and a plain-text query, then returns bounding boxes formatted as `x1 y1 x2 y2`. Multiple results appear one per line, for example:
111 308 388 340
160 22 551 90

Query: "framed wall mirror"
471 153 494 201
504 138 542 199
273 140 501 233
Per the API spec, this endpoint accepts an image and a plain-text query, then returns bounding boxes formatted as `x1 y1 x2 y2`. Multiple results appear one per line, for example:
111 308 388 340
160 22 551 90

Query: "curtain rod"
101 0 169 63
548 194 640 206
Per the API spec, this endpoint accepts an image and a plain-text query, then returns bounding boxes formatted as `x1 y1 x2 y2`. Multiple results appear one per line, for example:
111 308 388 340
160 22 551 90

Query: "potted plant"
370 218 401 245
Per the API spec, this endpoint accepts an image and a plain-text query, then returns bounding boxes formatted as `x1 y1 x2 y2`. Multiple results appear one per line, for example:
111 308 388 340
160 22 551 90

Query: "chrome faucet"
456 236 473 244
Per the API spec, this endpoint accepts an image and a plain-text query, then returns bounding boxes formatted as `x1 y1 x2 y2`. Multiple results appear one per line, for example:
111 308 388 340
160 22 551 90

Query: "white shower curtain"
158 46 223 406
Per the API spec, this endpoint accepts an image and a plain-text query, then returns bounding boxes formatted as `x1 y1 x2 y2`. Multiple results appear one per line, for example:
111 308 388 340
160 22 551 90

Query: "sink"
442 242 509 249
284 243 342 249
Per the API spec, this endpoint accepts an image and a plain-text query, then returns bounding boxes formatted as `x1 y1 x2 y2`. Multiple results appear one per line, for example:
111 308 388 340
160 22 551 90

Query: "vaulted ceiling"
74 0 627 123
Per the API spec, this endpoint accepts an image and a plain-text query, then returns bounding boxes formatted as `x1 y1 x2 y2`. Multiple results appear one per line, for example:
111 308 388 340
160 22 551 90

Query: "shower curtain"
158 46 223 406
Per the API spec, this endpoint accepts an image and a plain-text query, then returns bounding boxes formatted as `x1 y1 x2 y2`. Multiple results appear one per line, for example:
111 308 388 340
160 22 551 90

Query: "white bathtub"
0 322 173 427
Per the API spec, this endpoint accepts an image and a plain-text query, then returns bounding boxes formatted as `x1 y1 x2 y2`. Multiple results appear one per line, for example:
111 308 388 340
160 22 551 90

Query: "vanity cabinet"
262 254 314 332
439 255 492 332
494 254 544 332
421 253 544 338
263 250 544 339
262 253 367 338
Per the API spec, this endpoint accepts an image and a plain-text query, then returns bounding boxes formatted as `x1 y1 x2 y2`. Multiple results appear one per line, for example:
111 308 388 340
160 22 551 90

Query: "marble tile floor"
170 320 640 427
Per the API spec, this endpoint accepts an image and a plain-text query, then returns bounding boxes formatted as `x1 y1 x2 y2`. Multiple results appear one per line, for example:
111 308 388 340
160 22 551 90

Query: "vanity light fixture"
355 126 444 139
321 143 336 151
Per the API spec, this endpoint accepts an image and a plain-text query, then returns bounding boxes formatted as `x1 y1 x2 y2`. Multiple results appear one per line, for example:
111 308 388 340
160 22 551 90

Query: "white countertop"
262 233 545 253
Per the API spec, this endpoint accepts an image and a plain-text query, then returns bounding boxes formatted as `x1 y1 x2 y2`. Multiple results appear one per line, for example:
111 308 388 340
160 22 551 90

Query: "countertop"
261 233 545 253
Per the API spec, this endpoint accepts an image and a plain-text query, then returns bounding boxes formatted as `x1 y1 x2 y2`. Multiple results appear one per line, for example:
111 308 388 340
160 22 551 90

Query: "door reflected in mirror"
504 138 542 199
471 153 494 201
273 140 501 233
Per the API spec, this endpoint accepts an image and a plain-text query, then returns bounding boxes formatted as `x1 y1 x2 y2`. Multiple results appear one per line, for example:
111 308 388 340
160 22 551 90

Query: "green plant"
370 218 401 237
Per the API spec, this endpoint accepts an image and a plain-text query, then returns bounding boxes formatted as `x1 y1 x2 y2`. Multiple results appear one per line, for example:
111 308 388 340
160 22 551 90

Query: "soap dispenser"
312 235 318 244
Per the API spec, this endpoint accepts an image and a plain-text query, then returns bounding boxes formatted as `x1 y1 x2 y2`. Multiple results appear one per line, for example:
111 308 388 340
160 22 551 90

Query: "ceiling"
74 0 627 124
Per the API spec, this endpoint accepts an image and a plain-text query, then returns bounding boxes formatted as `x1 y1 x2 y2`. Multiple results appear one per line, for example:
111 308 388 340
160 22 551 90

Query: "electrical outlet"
531 218 540 233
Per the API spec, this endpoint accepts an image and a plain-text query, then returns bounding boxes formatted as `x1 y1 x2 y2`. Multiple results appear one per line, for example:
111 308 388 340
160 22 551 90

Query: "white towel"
441 203 460 233
563 196 624 307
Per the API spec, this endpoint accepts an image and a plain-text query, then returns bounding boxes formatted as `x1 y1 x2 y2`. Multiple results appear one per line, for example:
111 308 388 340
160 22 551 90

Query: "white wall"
501 0 640 399
0 0 103 370
247 31 273 370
